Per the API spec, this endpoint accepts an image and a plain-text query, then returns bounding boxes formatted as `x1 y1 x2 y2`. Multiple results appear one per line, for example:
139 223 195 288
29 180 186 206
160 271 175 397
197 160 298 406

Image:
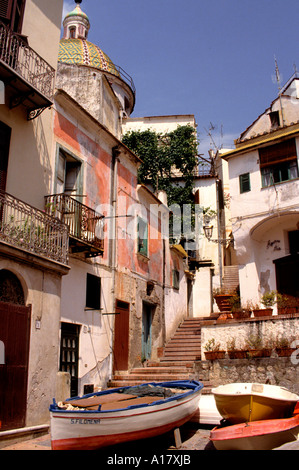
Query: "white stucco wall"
61 258 113 393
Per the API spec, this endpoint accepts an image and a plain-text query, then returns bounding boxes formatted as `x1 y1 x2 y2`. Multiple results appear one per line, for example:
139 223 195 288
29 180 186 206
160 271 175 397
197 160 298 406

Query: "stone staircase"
223 265 239 293
108 317 214 393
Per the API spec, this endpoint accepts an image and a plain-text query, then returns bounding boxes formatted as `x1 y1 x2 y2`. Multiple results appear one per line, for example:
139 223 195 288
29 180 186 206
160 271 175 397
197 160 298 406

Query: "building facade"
222 74 299 308
0 0 65 429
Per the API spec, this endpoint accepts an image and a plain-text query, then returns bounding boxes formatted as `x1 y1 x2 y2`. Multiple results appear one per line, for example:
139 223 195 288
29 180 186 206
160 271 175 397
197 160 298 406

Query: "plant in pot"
245 334 272 358
230 295 252 320
252 291 276 317
226 338 248 359
204 338 226 360
213 288 235 314
277 294 299 315
275 335 297 357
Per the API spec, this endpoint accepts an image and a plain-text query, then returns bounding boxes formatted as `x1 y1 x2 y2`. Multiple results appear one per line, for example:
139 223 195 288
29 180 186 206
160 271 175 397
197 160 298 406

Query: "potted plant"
213 288 235 313
245 334 272 358
204 338 226 360
226 338 248 359
230 296 252 320
275 335 297 357
277 294 299 315
252 291 276 317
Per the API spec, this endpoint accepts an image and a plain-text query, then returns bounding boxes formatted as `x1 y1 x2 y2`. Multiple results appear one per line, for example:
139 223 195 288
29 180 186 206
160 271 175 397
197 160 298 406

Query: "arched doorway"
0 269 31 430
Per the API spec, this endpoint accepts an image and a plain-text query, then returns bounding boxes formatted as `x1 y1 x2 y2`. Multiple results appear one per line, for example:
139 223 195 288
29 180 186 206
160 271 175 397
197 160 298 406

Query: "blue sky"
62 0 299 156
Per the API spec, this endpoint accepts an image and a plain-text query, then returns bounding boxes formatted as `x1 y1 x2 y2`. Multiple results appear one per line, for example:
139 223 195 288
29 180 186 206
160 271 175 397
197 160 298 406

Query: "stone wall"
194 357 299 395
201 314 299 356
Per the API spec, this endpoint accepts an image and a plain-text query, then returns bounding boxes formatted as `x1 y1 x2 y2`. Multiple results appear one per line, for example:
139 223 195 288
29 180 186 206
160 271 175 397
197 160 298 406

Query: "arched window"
69 26 76 38
0 269 25 305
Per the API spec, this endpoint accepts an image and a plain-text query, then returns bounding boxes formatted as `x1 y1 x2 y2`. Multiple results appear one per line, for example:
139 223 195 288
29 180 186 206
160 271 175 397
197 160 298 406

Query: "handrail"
0 191 69 264
0 20 55 100
45 194 104 254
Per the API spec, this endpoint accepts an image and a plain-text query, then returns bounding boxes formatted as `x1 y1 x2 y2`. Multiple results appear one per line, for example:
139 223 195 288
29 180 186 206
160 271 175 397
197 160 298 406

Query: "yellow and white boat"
212 383 299 425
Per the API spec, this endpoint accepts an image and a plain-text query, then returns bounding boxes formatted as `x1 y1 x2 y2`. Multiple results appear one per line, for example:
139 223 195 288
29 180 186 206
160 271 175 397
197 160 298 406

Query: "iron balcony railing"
45 194 104 256
0 20 55 101
0 191 69 264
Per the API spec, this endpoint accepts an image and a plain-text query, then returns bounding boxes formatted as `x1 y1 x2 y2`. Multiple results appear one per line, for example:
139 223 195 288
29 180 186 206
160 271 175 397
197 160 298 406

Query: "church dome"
59 1 135 115
58 38 121 78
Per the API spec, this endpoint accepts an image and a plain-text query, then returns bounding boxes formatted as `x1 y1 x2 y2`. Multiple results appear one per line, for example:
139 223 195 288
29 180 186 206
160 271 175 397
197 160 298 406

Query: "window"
86 273 101 310
259 139 299 187
69 26 76 38
269 111 280 129
137 217 148 257
56 148 82 197
0 0 26 33
239 173 251 193
172 269 180 290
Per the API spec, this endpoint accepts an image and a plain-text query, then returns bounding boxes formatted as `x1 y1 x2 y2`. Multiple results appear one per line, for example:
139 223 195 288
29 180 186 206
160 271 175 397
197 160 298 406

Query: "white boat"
50 380 203 450
212 383 299 424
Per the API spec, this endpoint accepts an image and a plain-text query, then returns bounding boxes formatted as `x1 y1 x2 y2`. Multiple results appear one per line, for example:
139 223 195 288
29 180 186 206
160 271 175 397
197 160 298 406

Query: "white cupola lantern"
62 0 90 40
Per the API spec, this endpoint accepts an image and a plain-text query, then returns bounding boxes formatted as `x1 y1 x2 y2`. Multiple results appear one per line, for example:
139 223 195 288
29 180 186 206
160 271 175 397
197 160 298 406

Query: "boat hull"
210 411 299 450
50 380 203 450
212 383 299 424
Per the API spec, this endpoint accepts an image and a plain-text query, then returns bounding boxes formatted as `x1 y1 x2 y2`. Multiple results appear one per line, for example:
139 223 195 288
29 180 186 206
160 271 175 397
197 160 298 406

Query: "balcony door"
56 148 83 200
0 121 11 193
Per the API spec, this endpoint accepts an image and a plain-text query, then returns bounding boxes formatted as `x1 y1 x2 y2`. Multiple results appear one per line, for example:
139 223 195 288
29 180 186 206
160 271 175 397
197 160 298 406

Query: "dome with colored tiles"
59 1 120 78
58 38 120 78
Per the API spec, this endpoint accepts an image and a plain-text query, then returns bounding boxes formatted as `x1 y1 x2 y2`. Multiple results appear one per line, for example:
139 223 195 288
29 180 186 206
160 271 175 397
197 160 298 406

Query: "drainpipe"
216 179 223 289
108 145 120 378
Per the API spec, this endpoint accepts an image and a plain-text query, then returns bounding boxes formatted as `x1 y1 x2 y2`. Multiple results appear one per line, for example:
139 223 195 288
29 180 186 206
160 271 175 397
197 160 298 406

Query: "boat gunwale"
210 412 299 442
212 383 299 402
49 380 203 415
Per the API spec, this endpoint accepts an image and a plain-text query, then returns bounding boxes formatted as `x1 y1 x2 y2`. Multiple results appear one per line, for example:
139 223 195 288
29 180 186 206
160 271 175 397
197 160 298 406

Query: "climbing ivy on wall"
122 125 199 208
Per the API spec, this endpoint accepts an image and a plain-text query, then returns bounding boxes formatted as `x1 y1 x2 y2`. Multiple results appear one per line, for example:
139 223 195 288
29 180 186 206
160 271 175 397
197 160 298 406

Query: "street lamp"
203 224 233 246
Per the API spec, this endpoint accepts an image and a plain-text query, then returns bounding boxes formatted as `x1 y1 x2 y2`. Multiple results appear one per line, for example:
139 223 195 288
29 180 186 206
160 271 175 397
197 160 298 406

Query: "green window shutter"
138 217 148 256
239 173 251 193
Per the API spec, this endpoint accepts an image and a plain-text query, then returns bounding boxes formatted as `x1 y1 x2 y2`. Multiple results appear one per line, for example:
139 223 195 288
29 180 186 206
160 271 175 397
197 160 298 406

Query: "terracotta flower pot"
232 310 251 320
227 350 248 359
253 308 273 318
214 294 233 312
275 347 297 357
204 350 226 360
278 307 298 315
247 349 264 358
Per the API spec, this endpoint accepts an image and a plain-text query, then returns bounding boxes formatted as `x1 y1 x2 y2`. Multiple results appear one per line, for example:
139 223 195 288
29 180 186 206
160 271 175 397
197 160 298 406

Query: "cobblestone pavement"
1 423 216 451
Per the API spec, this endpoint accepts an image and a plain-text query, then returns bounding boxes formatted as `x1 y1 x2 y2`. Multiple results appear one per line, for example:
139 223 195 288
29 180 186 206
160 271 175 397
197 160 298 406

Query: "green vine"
122 125 199 207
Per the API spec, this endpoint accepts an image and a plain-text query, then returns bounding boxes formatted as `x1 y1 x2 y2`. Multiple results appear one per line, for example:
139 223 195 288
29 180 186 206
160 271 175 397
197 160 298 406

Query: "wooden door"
113 300 130 371
0 301 31 431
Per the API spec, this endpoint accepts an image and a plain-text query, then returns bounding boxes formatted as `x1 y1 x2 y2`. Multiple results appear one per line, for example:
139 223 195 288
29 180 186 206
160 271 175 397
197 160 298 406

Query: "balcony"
0 191 69 265
45 194 104 258
0 20 55 119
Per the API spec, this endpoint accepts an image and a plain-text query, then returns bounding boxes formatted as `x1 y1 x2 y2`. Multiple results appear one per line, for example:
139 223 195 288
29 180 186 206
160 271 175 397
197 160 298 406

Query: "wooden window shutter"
259 139 297 168
0 0 13 20
239 173 251 193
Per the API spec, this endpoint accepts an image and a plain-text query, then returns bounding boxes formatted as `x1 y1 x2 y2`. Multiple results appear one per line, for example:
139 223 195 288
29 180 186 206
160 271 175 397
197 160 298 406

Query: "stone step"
147 360 194 368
